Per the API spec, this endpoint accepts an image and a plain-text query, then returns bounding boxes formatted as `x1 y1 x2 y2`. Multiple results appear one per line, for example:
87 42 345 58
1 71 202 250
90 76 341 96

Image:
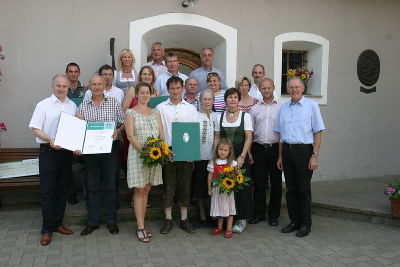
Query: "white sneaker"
232 219 247 233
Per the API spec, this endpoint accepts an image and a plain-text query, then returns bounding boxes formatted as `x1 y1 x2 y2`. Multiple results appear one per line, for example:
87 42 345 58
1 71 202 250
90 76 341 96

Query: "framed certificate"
54 112 115 154
172 122 200 161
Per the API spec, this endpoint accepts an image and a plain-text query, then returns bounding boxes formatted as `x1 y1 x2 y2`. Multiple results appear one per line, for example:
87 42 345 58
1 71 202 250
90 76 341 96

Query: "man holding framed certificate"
29 74 77 246
156 76 199 235
77 75 125 236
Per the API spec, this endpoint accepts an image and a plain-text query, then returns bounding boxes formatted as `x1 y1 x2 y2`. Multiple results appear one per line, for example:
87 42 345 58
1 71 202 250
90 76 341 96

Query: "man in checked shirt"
77 75 125 236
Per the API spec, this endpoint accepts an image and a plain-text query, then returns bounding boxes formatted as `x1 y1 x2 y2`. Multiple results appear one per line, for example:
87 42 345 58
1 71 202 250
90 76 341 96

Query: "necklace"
228 109 239 117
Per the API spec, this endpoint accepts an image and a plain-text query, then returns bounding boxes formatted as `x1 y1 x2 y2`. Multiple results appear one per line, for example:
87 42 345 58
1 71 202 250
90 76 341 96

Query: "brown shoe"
56 226 74 235
40 233 52 246
80 224 99 236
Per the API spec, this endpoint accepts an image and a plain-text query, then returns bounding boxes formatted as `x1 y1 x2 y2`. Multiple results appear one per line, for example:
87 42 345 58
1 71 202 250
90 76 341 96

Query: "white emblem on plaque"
183 132 190 143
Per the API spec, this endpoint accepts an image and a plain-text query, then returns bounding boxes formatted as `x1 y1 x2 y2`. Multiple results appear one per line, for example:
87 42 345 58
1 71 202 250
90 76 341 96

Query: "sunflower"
161 142 169 155
145 138 159 145
223 167 234 173
149 147 162 160
237 173 244 184
223 178 235 190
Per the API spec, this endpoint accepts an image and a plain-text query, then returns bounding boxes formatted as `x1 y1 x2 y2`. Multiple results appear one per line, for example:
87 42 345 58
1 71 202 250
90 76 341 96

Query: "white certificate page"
82 121 115 154
54 112 87 151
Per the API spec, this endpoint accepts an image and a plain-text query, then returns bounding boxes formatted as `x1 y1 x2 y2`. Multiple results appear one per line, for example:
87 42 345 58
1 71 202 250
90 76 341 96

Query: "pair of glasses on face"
288 86 304 90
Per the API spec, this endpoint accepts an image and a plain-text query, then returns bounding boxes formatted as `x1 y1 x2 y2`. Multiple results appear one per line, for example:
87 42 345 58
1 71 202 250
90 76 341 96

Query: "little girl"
207 138 237 238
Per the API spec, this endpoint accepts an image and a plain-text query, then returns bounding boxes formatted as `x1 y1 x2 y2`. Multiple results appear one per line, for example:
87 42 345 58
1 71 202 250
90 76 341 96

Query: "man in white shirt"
29 74 77 246
144 42 168 77
84 65 124 105
155 52 188 96
156 76 198 235
249 78 282 227
248 64 265 101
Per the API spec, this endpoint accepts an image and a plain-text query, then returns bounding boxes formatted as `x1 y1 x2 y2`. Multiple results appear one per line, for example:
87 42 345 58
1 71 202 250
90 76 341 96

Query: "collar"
260 96 278 105
201 66 214 72
89 94 108 104
290 96 305 106
50 94 69 103
69 81 83 90
167 71 181 77
183 93 199 102
167 97 186 106
151 60 166 66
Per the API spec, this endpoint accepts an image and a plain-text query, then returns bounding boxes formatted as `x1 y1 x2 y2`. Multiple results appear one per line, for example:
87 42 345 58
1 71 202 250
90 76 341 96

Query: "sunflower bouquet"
212 166 250 195
139 136 169 167
287 67 314 81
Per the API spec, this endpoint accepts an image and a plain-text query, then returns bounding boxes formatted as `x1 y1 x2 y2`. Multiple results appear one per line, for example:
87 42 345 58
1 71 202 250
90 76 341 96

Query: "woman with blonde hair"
207 72 226 113
113 49 138 93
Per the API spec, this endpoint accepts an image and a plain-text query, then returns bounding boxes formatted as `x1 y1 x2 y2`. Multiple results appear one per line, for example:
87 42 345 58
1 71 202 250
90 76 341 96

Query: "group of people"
29 41 324 246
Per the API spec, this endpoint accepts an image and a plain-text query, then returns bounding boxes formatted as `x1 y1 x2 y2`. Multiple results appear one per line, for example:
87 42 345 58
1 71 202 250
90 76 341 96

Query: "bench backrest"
0 148 40 163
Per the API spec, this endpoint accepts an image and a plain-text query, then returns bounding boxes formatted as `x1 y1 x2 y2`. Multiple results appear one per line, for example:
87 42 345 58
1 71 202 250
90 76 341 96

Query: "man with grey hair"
144 42 168 77
29 74 77 246
275 76 325 238
183 77 201 111
189 48 227 92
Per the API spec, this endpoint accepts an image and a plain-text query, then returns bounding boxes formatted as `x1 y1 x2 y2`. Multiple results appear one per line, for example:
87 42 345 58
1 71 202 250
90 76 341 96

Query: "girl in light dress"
207 138 237 238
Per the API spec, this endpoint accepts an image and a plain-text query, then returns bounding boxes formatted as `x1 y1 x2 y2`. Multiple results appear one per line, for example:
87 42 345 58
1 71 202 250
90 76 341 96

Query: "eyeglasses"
288 86 304 90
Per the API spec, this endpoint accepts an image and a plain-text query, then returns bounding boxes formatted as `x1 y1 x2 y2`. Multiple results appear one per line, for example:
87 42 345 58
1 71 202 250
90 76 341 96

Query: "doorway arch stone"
129 13 237 87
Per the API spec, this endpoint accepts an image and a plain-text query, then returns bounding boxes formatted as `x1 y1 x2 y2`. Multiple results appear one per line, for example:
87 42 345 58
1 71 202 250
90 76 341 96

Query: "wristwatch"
312 152 319 157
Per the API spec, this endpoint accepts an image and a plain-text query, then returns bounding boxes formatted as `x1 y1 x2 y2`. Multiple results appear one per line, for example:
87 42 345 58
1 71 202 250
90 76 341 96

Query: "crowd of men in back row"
29 42 324 246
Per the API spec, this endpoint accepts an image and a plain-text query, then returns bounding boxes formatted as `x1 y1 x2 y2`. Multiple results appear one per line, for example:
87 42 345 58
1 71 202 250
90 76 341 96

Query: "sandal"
130 201 134 209
136 227 150 243
145 229 152 238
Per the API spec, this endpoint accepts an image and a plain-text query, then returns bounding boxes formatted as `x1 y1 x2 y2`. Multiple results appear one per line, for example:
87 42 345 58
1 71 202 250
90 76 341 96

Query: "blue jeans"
85 141 120 225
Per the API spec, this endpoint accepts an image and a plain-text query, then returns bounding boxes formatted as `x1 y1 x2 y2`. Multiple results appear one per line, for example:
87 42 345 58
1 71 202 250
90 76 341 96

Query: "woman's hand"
208 188 212 196
236 155 244 168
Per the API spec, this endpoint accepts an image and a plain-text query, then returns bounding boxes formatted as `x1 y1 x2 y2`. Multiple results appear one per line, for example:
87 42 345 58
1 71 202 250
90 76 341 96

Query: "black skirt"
192 160 210 199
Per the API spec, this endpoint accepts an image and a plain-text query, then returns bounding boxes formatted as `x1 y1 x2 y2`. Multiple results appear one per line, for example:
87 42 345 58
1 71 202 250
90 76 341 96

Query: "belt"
255 142 278 149
283 143 312 149
40 143 67 151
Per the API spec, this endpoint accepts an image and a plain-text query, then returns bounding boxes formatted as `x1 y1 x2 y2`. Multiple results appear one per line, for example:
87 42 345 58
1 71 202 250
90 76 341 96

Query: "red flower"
0 123 6 132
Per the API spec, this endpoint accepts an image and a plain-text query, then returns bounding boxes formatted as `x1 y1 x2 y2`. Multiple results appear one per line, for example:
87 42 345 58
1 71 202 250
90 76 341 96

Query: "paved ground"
1 208 400 267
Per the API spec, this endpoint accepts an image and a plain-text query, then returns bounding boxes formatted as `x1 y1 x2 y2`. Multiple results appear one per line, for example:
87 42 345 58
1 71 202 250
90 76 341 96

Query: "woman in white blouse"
214 87 253 234
192 89 215 226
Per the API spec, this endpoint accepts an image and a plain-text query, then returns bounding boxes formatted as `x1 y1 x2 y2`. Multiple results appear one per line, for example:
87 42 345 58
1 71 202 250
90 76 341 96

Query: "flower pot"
390 198 400 217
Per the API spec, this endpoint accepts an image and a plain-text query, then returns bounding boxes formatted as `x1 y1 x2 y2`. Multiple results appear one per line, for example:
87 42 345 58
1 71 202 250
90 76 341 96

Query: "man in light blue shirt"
189 48 227 92
275 76 325 238
155 52 188 96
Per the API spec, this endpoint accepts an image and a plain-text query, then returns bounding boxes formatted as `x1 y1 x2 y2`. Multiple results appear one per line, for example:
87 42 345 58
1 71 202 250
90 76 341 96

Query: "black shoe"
281 222 300 233
180 219 196 234
296 225 310 237
248 215 265 224
268 218 279 226
68 194 78 205
160 219 173 234
80 224 99 236
107 223 119 234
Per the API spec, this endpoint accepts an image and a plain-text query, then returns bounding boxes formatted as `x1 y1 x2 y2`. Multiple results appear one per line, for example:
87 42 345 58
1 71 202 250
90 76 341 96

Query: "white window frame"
274 32 330 105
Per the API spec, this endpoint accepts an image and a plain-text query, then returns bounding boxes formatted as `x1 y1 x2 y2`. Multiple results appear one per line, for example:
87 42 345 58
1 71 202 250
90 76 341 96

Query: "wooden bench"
0 148 40 207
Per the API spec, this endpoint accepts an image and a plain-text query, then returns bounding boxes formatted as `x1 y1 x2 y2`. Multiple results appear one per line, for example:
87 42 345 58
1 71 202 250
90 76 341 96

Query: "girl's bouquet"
212 167 250 195
139 136 169 167
287 67 314 81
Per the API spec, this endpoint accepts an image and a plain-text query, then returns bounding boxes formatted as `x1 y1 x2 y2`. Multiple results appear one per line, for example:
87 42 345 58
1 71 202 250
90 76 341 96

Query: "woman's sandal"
136 227 150 243
145 228 152 238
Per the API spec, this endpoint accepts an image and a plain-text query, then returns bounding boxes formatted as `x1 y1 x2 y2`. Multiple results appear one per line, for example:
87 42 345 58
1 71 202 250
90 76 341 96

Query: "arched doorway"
147 47 201 76
129 13 237 87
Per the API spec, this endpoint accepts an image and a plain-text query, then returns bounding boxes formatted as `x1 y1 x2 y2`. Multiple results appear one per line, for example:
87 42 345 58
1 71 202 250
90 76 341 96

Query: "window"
274 32 329 105
281 50 308 95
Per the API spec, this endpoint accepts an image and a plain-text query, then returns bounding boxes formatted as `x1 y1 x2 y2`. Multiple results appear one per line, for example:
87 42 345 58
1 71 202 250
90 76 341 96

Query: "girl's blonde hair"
212 138 235 167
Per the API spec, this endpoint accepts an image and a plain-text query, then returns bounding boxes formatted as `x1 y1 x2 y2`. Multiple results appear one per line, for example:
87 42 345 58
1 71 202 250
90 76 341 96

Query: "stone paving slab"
1 207 400 266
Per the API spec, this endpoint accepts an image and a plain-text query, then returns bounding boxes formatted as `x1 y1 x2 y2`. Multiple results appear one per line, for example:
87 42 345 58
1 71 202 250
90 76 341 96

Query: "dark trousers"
164 161 193 208
39 145 72 234
85 141 120 225
251 143 282 219
282 143 313 227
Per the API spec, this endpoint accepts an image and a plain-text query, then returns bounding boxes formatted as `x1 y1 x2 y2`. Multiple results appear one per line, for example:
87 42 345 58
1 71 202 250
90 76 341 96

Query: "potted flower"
384 180 400 217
